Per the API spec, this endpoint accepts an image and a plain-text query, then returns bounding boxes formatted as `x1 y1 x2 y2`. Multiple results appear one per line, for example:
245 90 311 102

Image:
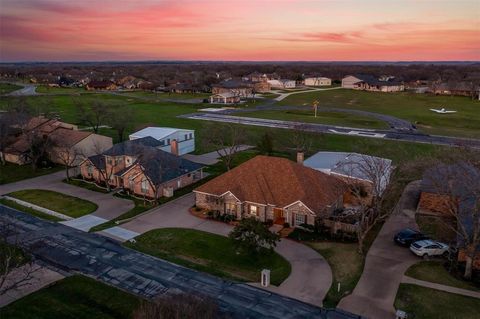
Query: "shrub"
283 222 290 228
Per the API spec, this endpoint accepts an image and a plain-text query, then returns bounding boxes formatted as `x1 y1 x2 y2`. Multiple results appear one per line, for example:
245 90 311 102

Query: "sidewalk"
402 275 480 299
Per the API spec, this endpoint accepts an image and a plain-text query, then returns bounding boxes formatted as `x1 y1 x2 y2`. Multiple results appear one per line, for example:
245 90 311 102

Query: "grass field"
8 189 97 218
307 242 364 307
279 89 480 138
240 109 389 129
0 83 22 94
0 275 140 319
0 163 62 185
394 284 480 319
0 92 447 164
0 198 64 221
125 228 291 285
406 261 479 291
35 85 87 94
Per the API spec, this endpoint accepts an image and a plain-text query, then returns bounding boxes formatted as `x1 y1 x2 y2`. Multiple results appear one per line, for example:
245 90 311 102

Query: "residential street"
0 205 360 319
337 181 422 319
110 193 333 307
0 171 134 220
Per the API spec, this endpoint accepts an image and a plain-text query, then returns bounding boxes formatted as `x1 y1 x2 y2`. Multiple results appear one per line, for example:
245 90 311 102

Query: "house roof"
194 155 346 214
211 92 239 98
88 154 106 170
212 79 251 89
347 74 403 86
87 81 114 88
304 151 392 183
129 127 194 141
103 136 163 156
49 128 92 147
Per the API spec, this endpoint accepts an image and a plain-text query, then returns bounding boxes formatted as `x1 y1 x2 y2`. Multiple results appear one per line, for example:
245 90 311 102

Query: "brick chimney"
296 151 304 165
170 139 179 155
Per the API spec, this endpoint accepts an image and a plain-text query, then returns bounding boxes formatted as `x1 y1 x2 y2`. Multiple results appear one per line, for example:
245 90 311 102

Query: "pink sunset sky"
0 0 479 62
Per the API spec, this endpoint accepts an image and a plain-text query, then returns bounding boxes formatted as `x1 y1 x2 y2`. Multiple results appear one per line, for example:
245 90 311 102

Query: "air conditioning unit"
163 187 174 197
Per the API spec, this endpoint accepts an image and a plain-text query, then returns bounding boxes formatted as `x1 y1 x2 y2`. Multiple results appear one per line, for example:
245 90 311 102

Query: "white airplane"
429 108 457 114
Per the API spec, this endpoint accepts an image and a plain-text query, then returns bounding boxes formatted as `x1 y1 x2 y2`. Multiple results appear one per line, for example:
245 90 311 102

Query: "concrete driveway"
108 193 332 307
338 181 421 319
0 171 134 220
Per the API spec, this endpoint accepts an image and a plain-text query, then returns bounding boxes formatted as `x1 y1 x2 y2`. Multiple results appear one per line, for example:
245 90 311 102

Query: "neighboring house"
304 77 332 86
80 137 204 198
129 127 195 155
2 116 112 165
194 155 347 227
85 81 117 91
242 72 280 83
430 82 479 98
211 80 253 98
342 75 404 92
417 163 480 270
167 82 207 93
209 92 241 104
268 79 296 89
303 151 393 200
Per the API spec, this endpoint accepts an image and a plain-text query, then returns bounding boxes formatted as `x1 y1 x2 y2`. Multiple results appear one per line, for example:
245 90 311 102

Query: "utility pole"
313 100 319 118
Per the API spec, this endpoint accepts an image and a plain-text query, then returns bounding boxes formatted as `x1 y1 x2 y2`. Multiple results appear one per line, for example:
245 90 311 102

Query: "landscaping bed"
8 189 97 218
62 178 110 193
394 283 480 319
125 228 291 286
0 275 140 319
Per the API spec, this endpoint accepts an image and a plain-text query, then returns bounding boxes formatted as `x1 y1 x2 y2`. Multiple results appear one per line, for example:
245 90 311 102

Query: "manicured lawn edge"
8 189 98 218
125 228 291 286
0 198 64 222
394 283 480 319
405 261 479 292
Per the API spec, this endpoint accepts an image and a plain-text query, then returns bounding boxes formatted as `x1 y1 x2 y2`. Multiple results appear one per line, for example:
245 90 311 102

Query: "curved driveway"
110 193 333 307
0 171 133 220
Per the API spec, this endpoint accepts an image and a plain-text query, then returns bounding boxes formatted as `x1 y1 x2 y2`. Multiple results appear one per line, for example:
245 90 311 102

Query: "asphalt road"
5 83 37 96
0 205 362 319
180 113 480 148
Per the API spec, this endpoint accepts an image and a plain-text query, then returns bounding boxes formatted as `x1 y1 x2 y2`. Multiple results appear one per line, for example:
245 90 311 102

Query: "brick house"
211 80 253 98
342 75 404 92
85 81 117 91
209 92 241 104
80 137 204 199
2 116 112 165
194 156 347 227
417 163 480 270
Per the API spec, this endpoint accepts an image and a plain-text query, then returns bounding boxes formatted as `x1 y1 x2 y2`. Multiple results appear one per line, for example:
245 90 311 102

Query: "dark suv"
394 228 429 247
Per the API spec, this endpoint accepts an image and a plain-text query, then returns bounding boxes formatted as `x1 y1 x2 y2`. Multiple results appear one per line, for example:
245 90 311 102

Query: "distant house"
342 75 404 92
417 163 480 270
194 155 347 227
2 116 112 165
268 79 296 89
129 127 195 155
430 82 479 98
80 137 204 199
304 77 331 87
303 152 393 202
167 82 206 94
85 81 117 91
211 80 254 98
209 92 241 104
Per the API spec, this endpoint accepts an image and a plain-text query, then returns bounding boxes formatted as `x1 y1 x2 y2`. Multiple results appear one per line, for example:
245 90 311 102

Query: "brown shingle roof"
49 128 91 147
195 155 346 214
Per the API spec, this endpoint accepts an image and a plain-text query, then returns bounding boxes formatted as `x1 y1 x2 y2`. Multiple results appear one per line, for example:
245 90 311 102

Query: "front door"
273 208 284 225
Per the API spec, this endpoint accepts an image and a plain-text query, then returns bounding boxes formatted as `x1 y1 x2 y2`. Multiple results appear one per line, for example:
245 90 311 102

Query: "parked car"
410 240 449 257
394 228 428 246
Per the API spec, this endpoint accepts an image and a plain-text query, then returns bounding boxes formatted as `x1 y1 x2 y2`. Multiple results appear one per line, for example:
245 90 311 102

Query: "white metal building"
304 77 332 86
129 127 195 155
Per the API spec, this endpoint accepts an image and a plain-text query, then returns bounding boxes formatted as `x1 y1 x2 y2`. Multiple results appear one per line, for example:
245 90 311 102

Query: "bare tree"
19 130 54 171
204 124 246 171
53 143 84 181
108 106 133 142
0 218 39 297
289 124 312 154
74 99 110 134
422 154 480 280
338 154 393 253
0 109 29 165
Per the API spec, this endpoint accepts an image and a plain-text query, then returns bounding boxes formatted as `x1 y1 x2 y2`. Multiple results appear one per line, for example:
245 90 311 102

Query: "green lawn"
125 228 291 286
8 189 97 218
394 284 480 319
35 85 87 94
279 89 480 138
0 275 140 319
0 92 447 163
0 163 63 185
239 109 389 129
0 198 64 221
0 83 22 94
406 261 479 291
307 242 364 308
